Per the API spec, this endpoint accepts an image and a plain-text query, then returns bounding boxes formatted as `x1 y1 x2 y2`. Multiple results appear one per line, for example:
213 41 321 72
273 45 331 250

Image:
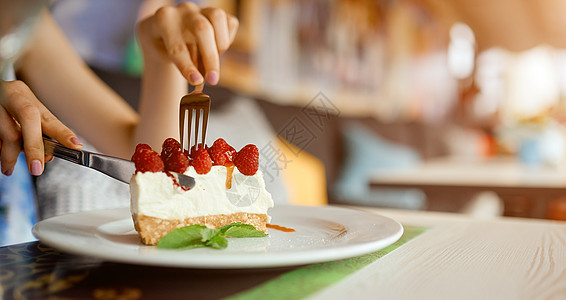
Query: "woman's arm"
136 2 238 148
17 10 140 158
16 5 238 160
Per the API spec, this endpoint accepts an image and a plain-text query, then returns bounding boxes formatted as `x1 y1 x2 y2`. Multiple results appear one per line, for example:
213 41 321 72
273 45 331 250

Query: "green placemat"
227 225 427 300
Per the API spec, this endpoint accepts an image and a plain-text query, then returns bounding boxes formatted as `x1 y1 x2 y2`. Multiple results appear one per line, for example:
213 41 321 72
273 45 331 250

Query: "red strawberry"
234 144 259 176
189 143 208 160
161 138 183 160
131 145 164 173
132 143 151 163
135 143 152 153
164 149 190 173
208 138 236 166
191 148 212 174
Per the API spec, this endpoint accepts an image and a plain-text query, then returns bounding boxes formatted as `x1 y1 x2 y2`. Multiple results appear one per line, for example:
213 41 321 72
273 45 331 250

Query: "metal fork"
179 84 211 152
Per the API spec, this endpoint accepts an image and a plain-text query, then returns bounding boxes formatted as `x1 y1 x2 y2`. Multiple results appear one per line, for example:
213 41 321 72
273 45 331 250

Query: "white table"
371 156 566 218
312 207 566 300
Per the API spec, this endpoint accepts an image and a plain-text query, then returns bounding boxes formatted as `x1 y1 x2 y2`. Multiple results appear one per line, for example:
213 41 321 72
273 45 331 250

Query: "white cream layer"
130 166 274 220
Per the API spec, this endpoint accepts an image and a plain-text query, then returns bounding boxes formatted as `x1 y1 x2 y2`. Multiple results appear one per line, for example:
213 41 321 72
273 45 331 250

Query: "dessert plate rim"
32 205 403 269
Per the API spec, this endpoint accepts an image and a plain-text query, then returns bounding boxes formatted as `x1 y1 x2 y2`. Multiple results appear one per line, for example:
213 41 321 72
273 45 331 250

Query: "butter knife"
42 137 195 189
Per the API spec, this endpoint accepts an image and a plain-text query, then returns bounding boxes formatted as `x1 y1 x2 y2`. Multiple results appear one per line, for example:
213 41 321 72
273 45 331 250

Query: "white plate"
32 205 403 269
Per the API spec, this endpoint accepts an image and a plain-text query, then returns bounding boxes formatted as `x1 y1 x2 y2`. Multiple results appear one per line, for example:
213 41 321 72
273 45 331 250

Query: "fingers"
200 7 230 54
141 4 238 86
1 81 44 175
190 7 239 85
150 6 203 85
1 80 81 176
201 8 239 51
227 14 239 45
17 99 45 176
40 109 83 149
187 13 220 85
200 7 241 86
0 106 22 176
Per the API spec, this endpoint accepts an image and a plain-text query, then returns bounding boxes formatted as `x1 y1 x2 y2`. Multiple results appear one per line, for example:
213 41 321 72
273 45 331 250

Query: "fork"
179 84 211 153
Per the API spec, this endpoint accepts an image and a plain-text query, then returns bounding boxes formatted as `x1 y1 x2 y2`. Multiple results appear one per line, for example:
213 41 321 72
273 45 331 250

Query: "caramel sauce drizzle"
266 224 295 232
225 163 235 189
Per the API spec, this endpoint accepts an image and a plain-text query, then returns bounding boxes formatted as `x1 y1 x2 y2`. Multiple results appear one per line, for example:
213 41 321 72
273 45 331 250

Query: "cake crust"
132 212 269 245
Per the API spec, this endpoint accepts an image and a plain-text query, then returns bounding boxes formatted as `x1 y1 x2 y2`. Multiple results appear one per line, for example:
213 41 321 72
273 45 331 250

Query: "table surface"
371 156 566 189
315 207 566 300
2 206 566 300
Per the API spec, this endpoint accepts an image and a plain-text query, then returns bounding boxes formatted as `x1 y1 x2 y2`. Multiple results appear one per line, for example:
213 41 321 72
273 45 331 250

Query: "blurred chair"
333 121 425 210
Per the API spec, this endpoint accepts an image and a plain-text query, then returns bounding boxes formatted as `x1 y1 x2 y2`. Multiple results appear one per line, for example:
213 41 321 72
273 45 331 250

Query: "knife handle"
43 137 87 166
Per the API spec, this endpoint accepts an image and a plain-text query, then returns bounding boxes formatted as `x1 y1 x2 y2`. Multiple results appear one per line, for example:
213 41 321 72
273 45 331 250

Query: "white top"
311 207 566 300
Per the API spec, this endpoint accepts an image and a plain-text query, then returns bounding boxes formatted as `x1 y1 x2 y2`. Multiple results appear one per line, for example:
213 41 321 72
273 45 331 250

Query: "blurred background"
9 0 566 223
202 0 566 219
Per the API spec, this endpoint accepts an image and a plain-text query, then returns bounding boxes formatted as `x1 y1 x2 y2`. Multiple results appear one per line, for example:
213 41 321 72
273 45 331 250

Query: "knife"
42 137 195 189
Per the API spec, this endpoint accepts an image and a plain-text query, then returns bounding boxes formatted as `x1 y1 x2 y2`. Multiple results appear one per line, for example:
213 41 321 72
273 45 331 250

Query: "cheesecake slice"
129 138 274 245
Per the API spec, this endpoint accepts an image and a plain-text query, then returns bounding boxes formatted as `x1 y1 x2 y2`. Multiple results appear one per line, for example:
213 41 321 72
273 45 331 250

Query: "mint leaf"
156 222 267 250
224 223 268 238
157 224 210 249
206 232 229 249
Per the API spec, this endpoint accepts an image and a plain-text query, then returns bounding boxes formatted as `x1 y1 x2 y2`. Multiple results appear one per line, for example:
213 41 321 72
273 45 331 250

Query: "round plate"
32 205 403 269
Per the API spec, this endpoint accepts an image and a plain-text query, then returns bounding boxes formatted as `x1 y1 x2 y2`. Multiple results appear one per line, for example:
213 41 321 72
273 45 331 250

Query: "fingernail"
71 137 83 146
3 167 14 176
31 160 43 176
206 71 219 85
189 72 203 84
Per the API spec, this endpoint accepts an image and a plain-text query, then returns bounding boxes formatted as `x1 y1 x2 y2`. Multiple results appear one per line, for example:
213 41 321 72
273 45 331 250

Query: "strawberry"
132 143 151 163
191 148 212 174
161 138 183 160
234 144 259 176
163 149 190 173
135 143 152 153
131 144 164 173
208 138 236 166
189 143 208 160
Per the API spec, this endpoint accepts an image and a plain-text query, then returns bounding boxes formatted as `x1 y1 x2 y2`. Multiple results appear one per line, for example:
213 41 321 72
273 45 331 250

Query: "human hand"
137 2 239 86
0 80 82 176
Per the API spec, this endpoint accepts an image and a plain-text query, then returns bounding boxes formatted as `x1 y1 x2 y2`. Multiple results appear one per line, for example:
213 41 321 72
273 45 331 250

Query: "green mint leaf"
157 222 267 250
217 222 240 235
206 233 229 249
157 224 209 249
224 223 268 238
199 226 221 242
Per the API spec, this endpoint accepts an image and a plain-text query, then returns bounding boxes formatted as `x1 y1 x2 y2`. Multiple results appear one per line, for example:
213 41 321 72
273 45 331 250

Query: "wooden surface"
312 207 566 300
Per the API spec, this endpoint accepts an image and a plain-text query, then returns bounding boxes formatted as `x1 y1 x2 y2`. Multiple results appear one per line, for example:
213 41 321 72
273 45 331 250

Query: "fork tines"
179 92 211 153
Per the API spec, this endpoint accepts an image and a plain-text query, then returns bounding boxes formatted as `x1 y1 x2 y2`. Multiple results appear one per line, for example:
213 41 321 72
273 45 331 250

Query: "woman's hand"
0 80 82 176
137 2 239 86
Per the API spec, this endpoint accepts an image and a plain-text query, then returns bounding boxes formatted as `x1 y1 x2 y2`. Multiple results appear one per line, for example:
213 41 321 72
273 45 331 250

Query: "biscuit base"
132 212 269 245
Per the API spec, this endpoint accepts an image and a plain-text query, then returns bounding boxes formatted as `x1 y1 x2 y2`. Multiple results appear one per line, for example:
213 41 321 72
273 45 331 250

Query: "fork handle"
193 84 204 93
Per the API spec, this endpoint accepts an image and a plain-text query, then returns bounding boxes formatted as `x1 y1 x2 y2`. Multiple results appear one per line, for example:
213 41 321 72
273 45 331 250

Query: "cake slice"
129 138 274 245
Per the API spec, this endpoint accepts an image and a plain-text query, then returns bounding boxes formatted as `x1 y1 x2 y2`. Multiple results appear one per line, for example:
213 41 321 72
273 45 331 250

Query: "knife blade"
42 137 195 189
